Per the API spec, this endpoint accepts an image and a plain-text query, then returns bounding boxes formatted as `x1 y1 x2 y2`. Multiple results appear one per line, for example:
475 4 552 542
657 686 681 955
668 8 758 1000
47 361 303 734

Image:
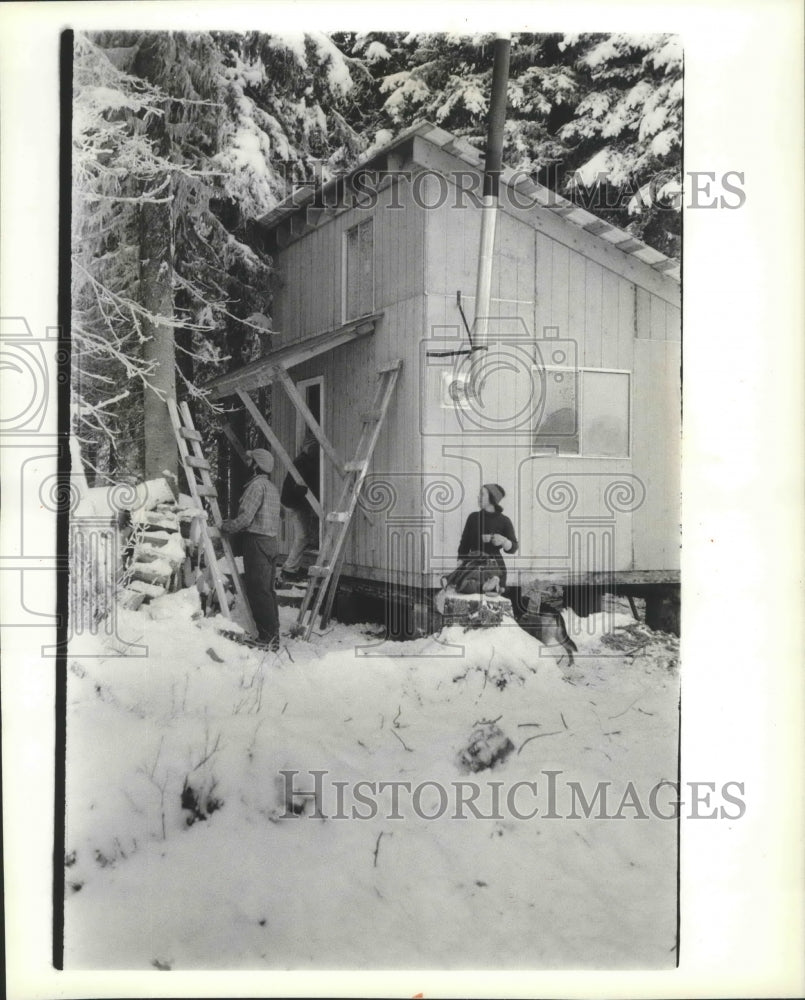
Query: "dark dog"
518 607 578 666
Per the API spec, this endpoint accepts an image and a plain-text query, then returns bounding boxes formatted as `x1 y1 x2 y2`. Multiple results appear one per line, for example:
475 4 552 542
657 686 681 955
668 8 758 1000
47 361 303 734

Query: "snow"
573 147 633 188
381 71 431 117
64 591 679 970
364 41 390 64
436 79 488 121
650 128 678 157
310 33 354 96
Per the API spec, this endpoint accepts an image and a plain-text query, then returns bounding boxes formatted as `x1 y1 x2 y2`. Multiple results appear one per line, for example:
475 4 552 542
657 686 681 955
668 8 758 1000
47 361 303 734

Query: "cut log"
127 580 167 599
435 590 513 627
116 588 147 611
130 561 172 586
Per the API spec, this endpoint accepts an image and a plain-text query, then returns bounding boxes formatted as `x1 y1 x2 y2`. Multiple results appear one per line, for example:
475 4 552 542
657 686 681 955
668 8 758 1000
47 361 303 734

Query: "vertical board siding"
584 260 604 368
666 302 681 342
266 162 680 585
550 242 570 339
631 339 681 569
567 250 586 348
617 278 636 370
535 232 553 340
266 178 426 584
650 292 667 341
636 287 651 339
600 268 621 369
274 180 423 345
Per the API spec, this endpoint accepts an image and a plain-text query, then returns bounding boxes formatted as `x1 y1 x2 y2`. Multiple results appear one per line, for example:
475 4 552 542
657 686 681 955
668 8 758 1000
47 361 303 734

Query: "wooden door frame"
295 375 325 546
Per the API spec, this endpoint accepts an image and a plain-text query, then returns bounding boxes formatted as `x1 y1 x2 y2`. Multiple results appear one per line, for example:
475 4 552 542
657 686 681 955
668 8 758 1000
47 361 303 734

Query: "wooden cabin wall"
267 179 428 584
272 181 422 343
264 156 680 589
420 169 682 585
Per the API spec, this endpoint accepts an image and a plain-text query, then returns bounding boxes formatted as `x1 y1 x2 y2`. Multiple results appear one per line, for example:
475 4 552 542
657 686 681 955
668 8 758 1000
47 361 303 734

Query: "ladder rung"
360 410 382 422
196 484 218 498
185 456 211 470
344 460 367 473
326 511 350 523
179 427 204 441
307 565 330 578
377 359 403 373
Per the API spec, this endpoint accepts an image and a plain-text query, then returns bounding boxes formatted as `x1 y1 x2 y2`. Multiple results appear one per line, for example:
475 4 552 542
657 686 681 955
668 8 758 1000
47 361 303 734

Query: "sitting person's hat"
484 483 505 510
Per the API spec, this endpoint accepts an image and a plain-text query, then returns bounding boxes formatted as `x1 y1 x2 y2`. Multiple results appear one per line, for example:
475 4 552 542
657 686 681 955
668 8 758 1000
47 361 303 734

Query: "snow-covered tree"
336 32 682 256
72 31 359 485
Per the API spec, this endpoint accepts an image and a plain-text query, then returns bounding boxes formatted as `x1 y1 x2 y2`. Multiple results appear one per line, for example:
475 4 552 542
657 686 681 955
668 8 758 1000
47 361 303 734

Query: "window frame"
341 217 375 324
531 364 632 459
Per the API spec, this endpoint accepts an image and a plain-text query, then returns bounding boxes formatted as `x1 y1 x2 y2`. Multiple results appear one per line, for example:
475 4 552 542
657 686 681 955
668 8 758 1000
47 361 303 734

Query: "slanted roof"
258 121 681 282
206 313 381 399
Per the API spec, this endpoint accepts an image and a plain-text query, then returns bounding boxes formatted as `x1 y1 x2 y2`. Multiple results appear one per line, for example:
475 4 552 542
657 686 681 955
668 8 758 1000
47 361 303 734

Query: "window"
533 368 630 457
343 219 374 321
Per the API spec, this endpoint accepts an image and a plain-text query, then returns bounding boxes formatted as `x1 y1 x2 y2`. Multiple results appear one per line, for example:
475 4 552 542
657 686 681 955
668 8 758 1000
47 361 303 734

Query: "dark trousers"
242 533 279 641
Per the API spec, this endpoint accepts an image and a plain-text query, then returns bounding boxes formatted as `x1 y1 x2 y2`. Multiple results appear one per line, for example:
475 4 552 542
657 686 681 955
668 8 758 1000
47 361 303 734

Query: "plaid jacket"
223 474 280 537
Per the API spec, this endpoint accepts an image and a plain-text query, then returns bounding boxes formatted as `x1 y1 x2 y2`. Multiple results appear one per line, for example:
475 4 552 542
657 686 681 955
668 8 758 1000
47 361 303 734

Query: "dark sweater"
280 447 319 510
458 509 518 586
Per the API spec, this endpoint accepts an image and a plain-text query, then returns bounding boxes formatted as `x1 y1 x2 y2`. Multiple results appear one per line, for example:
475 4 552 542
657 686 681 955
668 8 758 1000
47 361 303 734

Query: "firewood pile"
116 480 208 611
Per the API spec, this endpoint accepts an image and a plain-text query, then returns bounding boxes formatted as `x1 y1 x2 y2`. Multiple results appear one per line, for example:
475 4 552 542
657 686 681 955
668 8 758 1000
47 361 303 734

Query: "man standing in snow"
220 448 280 647
278 431 319 585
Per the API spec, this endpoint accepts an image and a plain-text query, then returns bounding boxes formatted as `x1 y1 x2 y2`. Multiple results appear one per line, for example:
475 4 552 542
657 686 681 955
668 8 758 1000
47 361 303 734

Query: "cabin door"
295 376 324 548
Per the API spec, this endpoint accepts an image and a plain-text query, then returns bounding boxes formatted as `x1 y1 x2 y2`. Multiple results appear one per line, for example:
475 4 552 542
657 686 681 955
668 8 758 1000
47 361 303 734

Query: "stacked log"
117 488 203 609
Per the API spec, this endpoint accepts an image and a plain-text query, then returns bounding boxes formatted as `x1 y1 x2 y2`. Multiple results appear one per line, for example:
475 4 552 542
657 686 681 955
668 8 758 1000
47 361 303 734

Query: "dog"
518 604 577 666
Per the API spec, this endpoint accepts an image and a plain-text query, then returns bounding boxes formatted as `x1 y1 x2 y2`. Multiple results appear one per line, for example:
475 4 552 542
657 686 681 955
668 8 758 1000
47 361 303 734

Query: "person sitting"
444 483 518 595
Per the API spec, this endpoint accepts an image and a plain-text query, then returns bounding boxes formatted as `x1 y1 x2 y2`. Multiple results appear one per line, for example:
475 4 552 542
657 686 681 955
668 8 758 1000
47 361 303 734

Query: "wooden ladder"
295 361 402 640
167 398 257 635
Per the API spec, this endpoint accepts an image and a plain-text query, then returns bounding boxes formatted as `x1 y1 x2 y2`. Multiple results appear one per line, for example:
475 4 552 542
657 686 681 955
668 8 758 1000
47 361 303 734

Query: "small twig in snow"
190 730 222 772
517 722 542 728
373 832 384 867
517 731 563 755
560 712 568 729
391 729 414 753
609 697 641 719
473 715 502 727
281 702 288 715
393 705 402 727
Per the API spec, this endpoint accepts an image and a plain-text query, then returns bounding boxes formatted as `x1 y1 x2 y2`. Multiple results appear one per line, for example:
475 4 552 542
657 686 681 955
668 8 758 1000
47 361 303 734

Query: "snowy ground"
64 592 679 970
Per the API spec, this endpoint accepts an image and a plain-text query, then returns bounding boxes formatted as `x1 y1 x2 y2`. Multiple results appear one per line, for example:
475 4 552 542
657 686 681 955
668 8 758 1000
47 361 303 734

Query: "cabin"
206 121 681 631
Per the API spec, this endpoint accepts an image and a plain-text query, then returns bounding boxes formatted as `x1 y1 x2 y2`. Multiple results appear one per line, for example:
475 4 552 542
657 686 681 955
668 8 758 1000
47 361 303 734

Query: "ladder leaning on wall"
167 398 257 635
294 360 402 640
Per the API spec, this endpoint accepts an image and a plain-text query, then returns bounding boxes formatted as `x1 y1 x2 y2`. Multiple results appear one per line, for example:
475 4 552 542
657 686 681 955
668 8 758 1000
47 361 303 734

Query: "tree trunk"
226 322 250 513
140 198 177 482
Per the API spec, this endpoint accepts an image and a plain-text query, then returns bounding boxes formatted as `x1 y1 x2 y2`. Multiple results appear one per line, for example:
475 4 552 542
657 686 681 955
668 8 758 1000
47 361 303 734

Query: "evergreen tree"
335 31 682 256
72 31 358 485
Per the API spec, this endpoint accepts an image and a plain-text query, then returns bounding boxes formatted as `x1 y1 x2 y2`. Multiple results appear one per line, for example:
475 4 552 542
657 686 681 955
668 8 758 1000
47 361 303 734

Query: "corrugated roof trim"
259 120 680 283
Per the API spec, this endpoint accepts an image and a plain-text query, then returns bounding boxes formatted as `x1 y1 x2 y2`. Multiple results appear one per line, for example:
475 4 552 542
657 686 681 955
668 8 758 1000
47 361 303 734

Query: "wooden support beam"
236 389 323 519
221 421 250 466
274 367 346 477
